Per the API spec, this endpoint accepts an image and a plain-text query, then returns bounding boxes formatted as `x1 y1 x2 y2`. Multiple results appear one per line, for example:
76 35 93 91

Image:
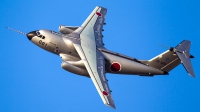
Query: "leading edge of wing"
73 43 116 109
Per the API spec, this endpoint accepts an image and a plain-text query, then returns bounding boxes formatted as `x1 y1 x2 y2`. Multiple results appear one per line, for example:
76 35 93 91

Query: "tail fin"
140 40 195 77
175 40 195 77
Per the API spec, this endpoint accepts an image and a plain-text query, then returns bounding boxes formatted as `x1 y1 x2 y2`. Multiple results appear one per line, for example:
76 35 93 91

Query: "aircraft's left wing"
71 6 115 108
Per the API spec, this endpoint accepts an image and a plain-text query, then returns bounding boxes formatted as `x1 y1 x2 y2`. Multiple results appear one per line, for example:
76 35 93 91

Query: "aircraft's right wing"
70 6 116 108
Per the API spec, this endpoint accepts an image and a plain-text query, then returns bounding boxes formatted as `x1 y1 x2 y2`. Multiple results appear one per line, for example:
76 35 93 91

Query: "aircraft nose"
26 31 37 40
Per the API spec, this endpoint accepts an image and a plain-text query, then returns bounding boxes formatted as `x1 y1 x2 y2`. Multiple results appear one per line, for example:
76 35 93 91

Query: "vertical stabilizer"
175 40 195 77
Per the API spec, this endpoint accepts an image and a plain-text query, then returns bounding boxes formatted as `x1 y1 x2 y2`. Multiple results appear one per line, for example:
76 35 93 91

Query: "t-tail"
140 40 195 77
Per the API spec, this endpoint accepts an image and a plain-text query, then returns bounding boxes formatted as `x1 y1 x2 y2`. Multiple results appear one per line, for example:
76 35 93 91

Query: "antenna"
5 26 26 35
159 44 170 49
159 44 174 51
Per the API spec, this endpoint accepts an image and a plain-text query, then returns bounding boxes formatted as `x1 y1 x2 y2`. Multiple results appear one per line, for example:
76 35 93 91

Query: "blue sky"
0 0 200 112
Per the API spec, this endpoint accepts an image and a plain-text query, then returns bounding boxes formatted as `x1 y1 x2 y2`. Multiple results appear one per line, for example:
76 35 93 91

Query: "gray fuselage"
27 29 165 77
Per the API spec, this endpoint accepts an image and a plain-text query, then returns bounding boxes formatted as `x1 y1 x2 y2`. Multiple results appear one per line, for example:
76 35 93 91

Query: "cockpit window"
36 31 45 39
36 31 40 36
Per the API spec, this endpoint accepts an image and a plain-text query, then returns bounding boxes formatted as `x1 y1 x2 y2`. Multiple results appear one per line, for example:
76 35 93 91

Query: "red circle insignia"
96 12 102 16
110 62 121 72
102 91 109 96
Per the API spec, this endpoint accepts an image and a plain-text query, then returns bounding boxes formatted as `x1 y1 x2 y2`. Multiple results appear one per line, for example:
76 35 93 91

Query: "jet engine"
61 61 89 77
59 25 79 34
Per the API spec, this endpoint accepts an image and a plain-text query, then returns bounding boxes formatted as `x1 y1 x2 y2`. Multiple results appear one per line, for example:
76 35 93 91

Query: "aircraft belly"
103 52 164 75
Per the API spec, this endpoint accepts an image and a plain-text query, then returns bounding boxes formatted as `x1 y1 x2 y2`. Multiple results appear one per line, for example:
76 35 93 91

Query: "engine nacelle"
61 61 89 77
59 25 78 34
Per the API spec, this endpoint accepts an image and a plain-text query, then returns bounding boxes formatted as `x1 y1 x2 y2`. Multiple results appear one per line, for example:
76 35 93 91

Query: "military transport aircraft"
7 6 195 109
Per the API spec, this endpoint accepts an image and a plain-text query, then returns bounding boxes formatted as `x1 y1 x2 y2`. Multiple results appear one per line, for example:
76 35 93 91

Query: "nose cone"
26 31 37 40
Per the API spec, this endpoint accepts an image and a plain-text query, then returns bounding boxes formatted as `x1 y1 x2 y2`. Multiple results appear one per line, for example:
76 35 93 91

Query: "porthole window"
55 50 59 53
42 36 45 39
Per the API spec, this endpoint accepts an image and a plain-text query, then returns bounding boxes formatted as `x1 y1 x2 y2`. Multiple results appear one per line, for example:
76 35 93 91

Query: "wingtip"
107 104 116 109
189 74 195 78
105 103 116 109
96 6 107 10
